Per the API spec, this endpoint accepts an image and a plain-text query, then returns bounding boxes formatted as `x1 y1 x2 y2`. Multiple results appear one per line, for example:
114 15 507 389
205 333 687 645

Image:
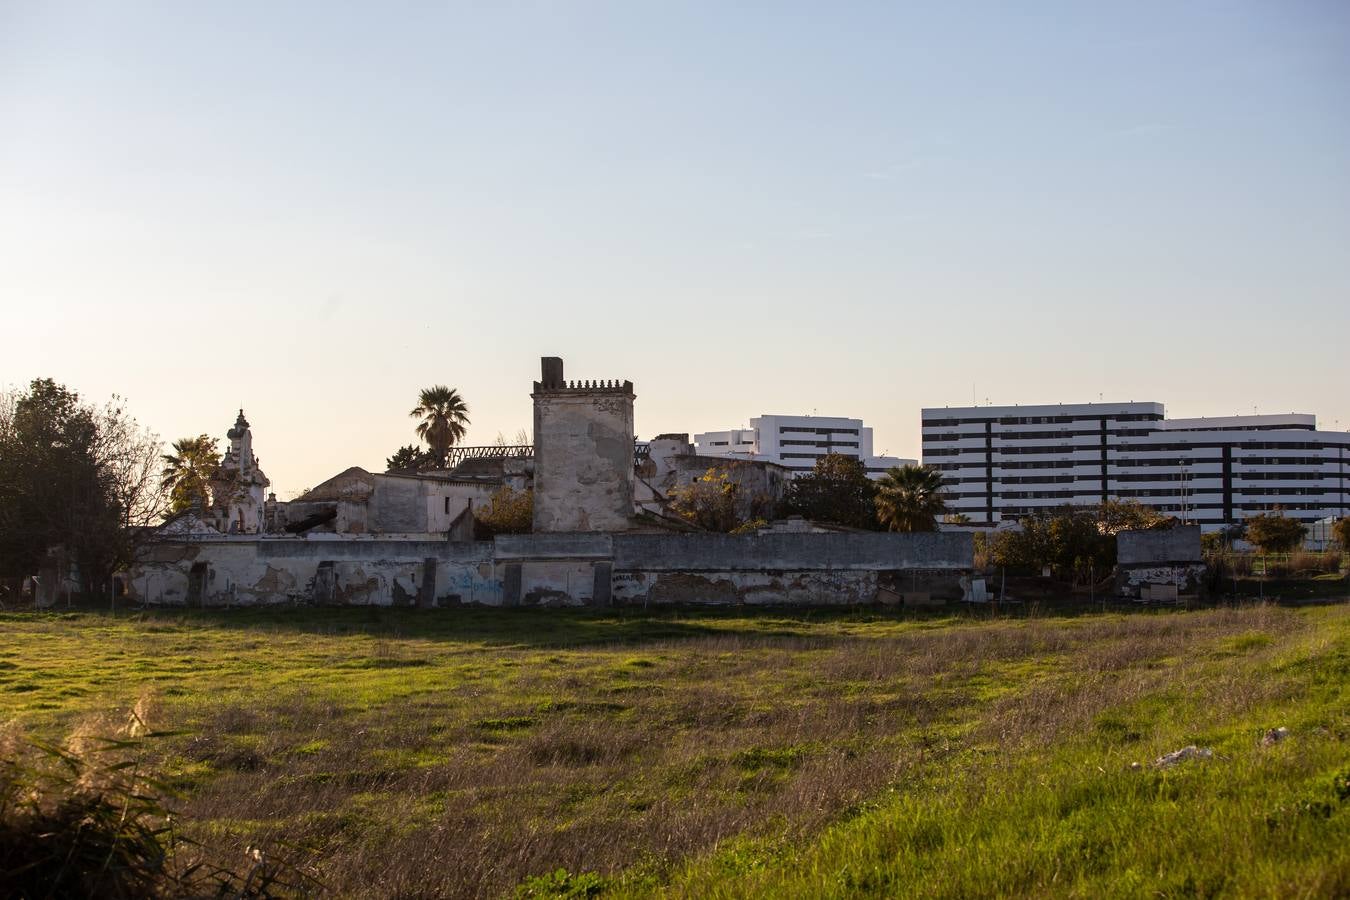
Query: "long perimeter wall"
126 532 975 608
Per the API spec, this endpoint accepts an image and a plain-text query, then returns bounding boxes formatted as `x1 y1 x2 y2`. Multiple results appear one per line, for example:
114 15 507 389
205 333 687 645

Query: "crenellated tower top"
532 357 633 396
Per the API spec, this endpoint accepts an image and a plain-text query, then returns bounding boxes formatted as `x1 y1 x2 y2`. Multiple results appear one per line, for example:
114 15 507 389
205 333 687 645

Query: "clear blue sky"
2 1 1347 495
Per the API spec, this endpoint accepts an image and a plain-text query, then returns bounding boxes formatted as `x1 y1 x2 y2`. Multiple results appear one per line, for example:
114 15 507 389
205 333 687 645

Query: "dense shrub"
780 454 878 530
0 716 317 898
989 506 1113 582
668 467 774 533
0 742 170 898
1289 551 1342 575
987 501 1176 583
474 486 534 536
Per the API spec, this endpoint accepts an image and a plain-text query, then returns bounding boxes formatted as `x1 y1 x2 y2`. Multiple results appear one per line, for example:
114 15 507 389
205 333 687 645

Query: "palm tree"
410 386 470 468
874 464 947 533
161 434 220 514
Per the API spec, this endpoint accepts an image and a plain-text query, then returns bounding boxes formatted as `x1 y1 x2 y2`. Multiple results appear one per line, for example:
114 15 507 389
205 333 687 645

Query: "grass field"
2 602 1347 898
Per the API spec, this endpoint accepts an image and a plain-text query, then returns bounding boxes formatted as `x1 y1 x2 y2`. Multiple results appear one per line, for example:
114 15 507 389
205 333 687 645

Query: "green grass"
647 609 1349 898
1221 572 1350 602
1 603 1346 897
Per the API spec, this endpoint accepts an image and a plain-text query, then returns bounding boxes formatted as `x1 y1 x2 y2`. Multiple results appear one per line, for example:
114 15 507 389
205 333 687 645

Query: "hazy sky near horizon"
2 1 1348 496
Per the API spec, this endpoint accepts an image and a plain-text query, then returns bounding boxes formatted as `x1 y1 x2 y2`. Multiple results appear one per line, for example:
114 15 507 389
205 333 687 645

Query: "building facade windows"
695 414 914 480
922 402 1349 531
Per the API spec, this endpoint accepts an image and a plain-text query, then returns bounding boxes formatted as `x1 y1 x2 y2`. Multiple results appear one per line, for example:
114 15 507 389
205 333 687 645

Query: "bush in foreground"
0 712 317 898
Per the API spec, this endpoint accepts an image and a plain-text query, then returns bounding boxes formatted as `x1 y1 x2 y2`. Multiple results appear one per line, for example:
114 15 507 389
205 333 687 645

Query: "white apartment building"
694 414 915 477
921 402 1350 530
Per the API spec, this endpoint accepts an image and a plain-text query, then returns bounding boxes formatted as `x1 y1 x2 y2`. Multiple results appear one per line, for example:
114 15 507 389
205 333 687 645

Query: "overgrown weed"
0 699 321 897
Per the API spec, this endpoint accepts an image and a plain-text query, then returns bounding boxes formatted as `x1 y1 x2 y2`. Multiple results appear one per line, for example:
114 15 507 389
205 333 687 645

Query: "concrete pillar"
591 561 612 607
502 563 522 607
418 558 437 608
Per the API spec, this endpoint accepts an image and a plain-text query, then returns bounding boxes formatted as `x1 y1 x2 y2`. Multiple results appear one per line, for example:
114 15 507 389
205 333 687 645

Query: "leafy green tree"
409 386 470 468
1333 517 1350 550
874 464 947 533
0 379 165 595
0 380 101 582
1244 510 1307 555
987 500 1177 581
989 505 1114 582
386 444 432 473
780 454 878 529
161 435 219 513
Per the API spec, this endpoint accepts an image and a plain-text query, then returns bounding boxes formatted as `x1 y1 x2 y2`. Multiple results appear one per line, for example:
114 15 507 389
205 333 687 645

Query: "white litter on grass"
1261 727 1289 747
1153 745 1213 768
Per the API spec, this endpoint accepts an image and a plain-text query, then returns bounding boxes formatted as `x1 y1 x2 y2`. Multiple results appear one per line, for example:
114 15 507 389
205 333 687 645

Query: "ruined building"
123 356 975 608
207 410 270 534
276 467 501 540
532 357 635 532
637 433 788 527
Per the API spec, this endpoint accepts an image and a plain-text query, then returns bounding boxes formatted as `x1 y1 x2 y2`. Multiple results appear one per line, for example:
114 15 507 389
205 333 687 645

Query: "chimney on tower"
540 357 564 389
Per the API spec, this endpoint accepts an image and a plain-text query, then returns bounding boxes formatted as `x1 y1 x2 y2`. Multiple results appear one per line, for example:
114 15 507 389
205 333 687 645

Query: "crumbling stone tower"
531 357 635 532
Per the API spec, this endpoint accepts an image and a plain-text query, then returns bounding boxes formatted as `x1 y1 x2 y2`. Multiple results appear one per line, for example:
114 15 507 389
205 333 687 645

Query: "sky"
2 1 1348 497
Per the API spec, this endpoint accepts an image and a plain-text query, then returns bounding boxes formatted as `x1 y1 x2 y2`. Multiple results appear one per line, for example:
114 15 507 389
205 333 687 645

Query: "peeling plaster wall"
647 436 694 479
131 531 974 609
370 477 422 532
130 539 500 607
1117 564 1208 599
1115 526 1206 599
532 390 635 533
642 453 788 523
422 481 499 533
1118 526 1203 565
611 568 965 607
364 476 497 534
504 531 973 609
495 534 611 608
614 532 973 571
519 561 597 606
282 470 499 536
495 533 613 559
613 570 891 606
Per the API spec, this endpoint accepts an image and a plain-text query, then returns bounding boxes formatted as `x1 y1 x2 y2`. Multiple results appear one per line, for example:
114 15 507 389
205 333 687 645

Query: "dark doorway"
187 563 208 606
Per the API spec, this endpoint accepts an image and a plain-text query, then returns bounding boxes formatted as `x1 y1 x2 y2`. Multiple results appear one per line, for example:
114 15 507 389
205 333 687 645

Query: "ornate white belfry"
209 409 271 534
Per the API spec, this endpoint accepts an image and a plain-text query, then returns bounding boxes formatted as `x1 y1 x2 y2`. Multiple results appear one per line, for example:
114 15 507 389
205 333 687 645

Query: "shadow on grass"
1222 574 1349 603
5 598 1282 650
84 605 936 649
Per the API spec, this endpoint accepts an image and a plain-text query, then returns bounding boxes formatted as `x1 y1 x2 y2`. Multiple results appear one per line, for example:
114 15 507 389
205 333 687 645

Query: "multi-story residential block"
695 414 914 477
921 403 1350 530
